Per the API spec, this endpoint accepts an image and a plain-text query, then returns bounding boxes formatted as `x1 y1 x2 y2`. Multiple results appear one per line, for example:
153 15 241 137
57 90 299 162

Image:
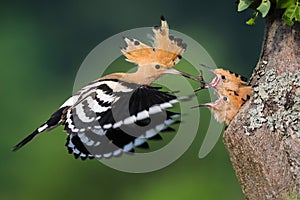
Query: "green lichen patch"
245 69 300 137
282 191 300 200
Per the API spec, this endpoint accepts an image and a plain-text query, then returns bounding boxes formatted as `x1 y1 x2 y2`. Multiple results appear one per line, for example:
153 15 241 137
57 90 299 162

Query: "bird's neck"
101 68 160 85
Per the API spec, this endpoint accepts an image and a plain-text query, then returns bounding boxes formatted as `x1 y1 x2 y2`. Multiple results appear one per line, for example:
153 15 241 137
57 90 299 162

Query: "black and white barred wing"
65 79 183 160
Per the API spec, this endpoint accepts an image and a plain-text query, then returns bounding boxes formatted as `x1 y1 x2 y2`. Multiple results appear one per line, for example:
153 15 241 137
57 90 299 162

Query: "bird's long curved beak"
164 68 199 81
191 96 222 109
199 63 215 72
191 103 213 109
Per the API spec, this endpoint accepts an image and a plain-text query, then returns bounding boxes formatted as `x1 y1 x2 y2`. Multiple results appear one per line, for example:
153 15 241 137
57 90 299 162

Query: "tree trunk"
223 9 300 200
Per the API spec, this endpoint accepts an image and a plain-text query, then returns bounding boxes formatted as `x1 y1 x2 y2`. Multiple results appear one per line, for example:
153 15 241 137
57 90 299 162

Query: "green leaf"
296 3 300 21
238 0 255 12
246 17 257 25
246 11 259 25
282 2 300 26
283 14 295 25
276 0 296 9
257 0 271 17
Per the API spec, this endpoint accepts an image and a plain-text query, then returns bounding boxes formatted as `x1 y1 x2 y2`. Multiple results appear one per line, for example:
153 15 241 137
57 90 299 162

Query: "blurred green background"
0 1 264 200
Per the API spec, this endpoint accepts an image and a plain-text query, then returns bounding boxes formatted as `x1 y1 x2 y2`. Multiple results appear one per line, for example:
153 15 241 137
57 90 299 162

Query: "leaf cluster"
238 0 300 25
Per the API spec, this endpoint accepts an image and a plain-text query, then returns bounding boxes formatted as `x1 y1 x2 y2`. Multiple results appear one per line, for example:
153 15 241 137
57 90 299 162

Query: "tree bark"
223 9 300 200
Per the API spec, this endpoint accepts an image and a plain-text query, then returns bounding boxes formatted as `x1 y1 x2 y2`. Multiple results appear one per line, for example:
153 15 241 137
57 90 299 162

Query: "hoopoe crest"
121 17 186 67
117 16 194 85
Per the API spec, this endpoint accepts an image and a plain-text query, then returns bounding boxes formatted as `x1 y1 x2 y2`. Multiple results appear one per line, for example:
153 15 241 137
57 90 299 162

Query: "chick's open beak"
199 64 220 88
191 103 212 109
192 87 222 109
191 97 222 109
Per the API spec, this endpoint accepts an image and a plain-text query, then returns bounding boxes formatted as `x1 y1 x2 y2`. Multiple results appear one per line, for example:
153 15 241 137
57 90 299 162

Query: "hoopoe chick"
195 87 252 125
198 64 249 92
12 17 196 160
194 65 252 125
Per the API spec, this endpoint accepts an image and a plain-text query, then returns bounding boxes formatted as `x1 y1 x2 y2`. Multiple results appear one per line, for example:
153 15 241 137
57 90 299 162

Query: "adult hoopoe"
194 65 252 125
12 17 197 160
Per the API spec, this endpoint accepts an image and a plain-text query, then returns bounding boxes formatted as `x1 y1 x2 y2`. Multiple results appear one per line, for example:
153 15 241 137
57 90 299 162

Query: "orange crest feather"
121 18 186 67
213 68 249 91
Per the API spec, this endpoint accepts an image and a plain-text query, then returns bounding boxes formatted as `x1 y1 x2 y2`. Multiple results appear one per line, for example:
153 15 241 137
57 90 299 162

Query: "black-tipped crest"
122 17 187 67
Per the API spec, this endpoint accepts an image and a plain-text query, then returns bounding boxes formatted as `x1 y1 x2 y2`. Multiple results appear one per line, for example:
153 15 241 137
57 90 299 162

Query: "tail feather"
12 106 67 151
12 129 41 151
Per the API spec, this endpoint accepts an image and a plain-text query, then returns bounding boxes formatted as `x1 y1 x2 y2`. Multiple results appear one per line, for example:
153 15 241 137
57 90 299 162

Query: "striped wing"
64 79 181 160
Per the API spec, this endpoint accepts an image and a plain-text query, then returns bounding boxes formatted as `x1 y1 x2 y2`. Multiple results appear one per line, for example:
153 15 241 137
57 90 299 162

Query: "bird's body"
64 79 182 159
13 17 196 159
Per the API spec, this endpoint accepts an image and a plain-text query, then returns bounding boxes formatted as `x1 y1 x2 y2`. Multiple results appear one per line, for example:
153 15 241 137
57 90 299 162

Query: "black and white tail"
12 106 67 151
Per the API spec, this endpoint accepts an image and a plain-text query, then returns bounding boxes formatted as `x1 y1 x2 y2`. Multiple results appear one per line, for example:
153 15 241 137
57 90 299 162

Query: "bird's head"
194 87 251 125
120 17 197 85
197 90 233 124
199 64 249 91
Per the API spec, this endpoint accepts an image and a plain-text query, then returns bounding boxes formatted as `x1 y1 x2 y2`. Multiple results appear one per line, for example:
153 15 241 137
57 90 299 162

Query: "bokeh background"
0 1 264 200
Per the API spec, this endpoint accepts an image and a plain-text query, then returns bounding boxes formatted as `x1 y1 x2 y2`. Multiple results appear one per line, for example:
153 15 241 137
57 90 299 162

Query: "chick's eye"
221 75 226 80
223 96 228 102
154 65 160 69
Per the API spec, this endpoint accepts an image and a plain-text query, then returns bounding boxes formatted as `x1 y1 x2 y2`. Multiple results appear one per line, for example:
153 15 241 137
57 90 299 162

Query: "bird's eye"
223 96 228 102
221 75 226 80
154 65 160 69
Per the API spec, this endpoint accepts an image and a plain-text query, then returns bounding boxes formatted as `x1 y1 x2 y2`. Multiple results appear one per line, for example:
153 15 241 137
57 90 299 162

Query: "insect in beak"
194 70 209 92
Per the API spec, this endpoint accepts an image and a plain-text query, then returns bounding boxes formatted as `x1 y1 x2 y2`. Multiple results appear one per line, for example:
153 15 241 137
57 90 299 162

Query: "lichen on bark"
245 69 300 136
